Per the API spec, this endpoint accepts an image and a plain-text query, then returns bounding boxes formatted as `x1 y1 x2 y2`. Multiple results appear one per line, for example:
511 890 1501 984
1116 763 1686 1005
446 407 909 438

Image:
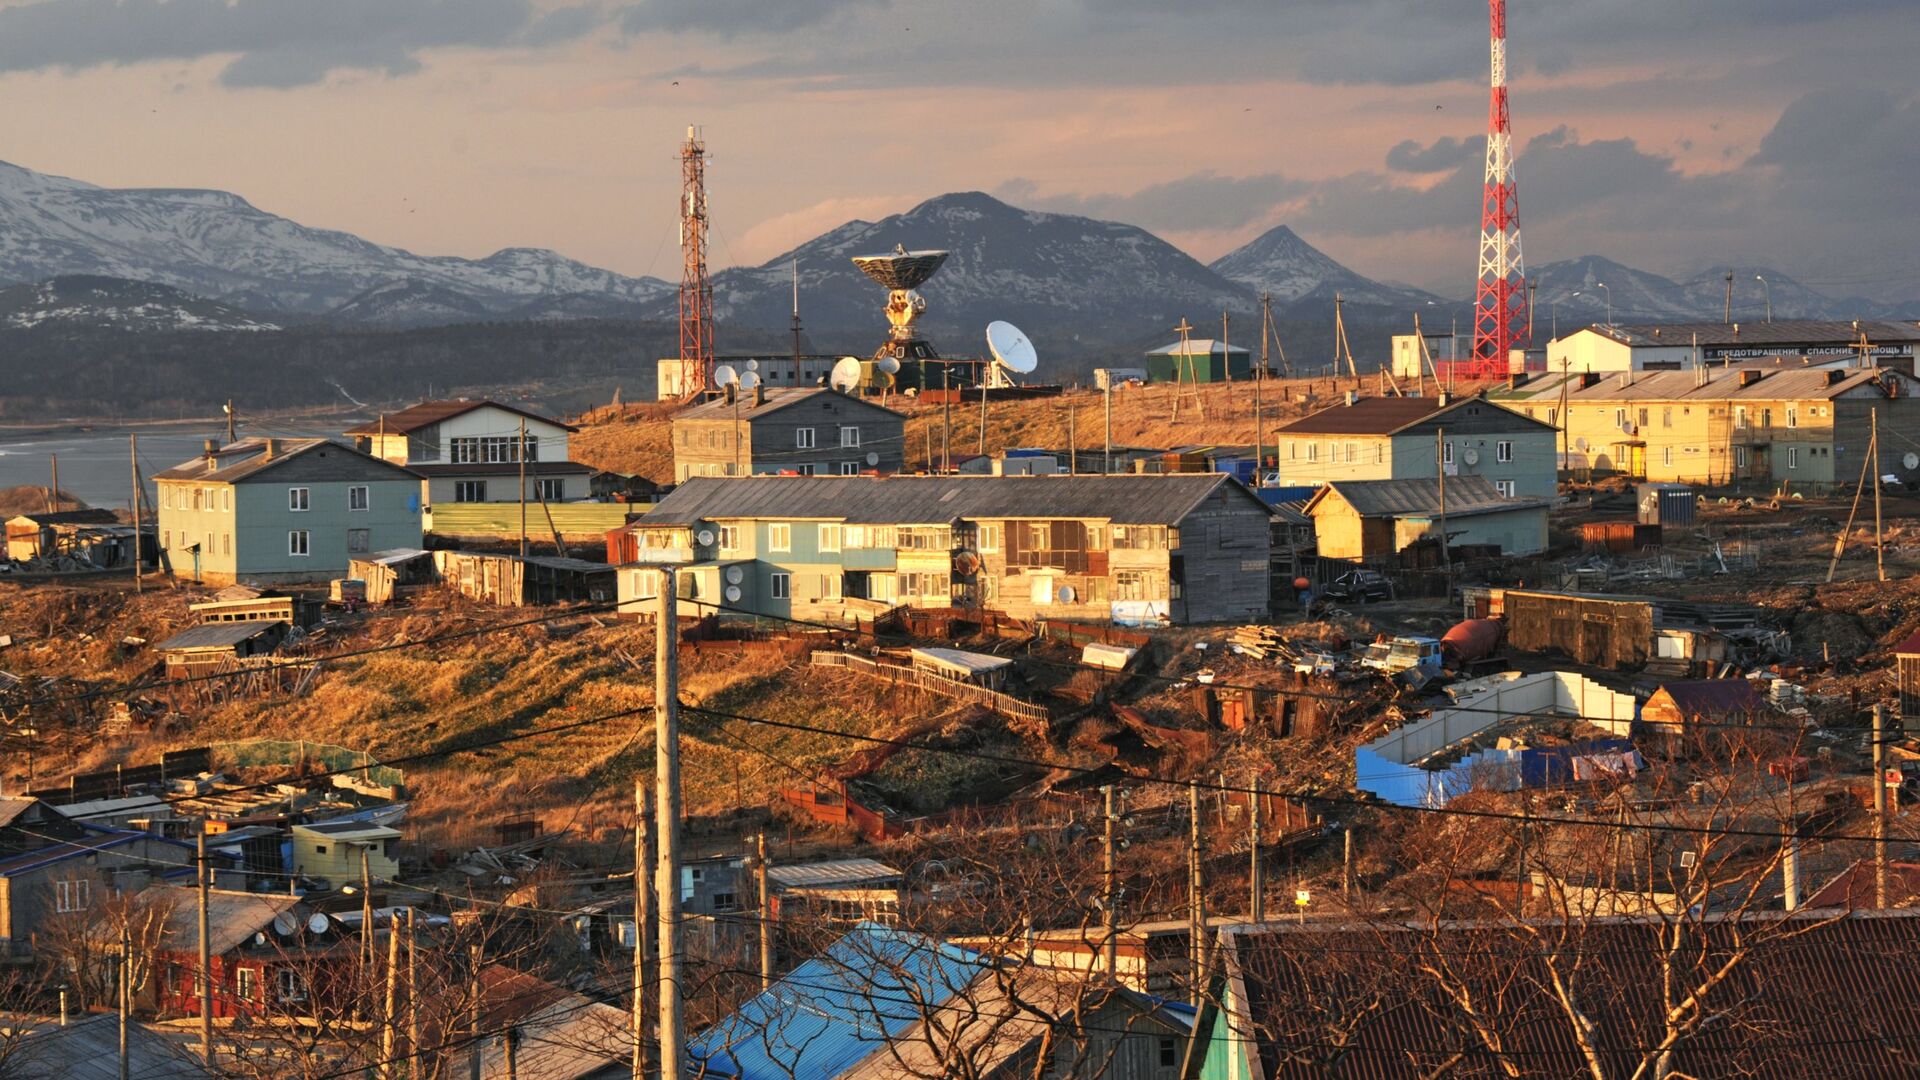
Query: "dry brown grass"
0 485 90 516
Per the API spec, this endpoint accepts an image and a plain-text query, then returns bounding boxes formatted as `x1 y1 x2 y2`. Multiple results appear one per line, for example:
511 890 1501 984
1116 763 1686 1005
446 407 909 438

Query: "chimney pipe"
753 384 767 407
204 438 218 468
1343 390 1358 407
264 438 278 459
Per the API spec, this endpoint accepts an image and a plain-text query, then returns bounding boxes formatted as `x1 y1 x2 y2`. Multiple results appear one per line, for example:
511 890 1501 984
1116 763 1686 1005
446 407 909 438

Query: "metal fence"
213 739 404 789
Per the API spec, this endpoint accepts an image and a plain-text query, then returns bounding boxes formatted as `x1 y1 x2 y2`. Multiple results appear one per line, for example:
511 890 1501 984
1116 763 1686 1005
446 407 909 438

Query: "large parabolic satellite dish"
986 320 1038 375
851 247 950 290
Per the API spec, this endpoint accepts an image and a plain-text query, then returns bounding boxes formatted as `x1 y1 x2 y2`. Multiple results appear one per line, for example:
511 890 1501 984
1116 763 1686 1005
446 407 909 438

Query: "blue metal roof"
687 923 985 1080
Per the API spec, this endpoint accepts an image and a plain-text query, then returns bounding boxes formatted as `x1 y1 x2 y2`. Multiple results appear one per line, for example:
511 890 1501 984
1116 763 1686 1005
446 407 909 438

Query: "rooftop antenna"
678 125 715 395
1170 318 1208 423
1332 294 1358 379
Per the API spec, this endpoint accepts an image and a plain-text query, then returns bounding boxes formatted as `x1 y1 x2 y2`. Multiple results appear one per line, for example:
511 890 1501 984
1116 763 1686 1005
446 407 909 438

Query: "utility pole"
655 584 686 1080
756 832 774 990
1187 782 1205 1010
361 848 375 979
226 400 236 444
1248 785 1264 922
382 904 401 1080
468 943 484 1080
406 907 419 1079
197 831 213 1067
1103 377 1113 475
978 364 989 458
504 1027 519 1080
1221 310 1232 383
1873 409 1885 581
119 923 131 1080
1101 786 1118 977
1437 428 1452 576
129 435 142 595
1874 703 1890 909
942 364 952 473
632 776 653 1079
1067 397 1077 475
47 453 58 513
1724 271 1734 324
1256 295 1269 485
518 416 529 560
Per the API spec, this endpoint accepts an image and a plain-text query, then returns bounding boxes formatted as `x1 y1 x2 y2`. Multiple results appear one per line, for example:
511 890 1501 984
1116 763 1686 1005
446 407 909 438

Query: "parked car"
1322 570 1394 603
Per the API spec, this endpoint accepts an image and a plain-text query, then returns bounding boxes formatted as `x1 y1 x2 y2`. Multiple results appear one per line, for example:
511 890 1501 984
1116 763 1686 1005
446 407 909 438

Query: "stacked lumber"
1228 626 1300 662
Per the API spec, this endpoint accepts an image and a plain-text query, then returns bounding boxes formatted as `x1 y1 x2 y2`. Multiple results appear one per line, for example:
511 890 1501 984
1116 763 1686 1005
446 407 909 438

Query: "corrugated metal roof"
911 647 1013 676
1651 679 1763 716
1145 338 1250 356
687 923 984 1080
1549 365 1910 403
767 858 901 889
1581 319 1920 348
1310 476 1549 519
641 474 1264 528
1276 395 1552 436
342 399 577 436
10 1014 212 1079
677 387 907 422
152 437 420 484
1223 912 1920 1079
156 620 282 652
135 885 304 957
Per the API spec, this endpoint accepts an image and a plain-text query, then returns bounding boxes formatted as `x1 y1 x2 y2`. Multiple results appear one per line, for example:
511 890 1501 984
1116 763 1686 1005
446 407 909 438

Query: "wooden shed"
433 551 616 607
156 620 287 679
347 548 438 605
1641 679 1765 735
1502 590 1657 669
909 647 1014 690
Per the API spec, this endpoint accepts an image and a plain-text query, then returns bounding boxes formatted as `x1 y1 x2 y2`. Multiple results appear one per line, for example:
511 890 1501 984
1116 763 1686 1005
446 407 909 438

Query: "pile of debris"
454 831 567 886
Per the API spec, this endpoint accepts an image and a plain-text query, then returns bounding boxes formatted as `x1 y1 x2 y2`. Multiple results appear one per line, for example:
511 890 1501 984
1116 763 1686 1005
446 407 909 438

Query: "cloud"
0 0 593 88
989 171 1310 234
617 0 884 36
1385 136 1477 173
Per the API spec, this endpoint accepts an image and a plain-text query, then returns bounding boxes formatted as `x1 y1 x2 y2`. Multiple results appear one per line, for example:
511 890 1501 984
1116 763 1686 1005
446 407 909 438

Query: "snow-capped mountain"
328 279 495 328
674 192 1257 355
0 160 672 318
0 275 278 332
1209 225 1452 312
1528 256 1904 330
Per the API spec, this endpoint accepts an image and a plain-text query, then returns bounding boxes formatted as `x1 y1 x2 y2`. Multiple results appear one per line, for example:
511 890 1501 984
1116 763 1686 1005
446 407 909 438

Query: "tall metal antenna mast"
1470 0 1527 379
678 125 715 393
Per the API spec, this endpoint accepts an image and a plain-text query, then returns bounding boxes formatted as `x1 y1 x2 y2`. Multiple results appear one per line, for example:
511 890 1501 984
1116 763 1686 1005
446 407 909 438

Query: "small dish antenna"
738 371 762 390
714 364 739 387
1057 584 1077 603
307 913 332 935
1463 447 1480 466
696 528 716 546
724 585 743 603
865 451 879 466
745 359 760 373
877 356 901 375
1904 452 1918 471
986 320 1038 376
725 565 744 585
830 356 864 393
273 911 299 936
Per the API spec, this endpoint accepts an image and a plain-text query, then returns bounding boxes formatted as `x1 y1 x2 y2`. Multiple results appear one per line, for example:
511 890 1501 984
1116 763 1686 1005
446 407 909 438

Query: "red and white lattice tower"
1470 0 1527 377
678 125 715 392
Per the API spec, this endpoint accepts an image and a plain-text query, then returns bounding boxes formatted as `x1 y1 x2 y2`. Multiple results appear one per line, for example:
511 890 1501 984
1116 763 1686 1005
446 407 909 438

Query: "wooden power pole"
129 435 142 595
1873 409 1886 582
1875 703 1890 909
197 831 213 1066
655 585 686 1080
756 832 774 990
382 903 401 1080
518 417 529 560
633 776 653 1078
1437 428 1452 576
1248 786 1264 922
1102 785 1119 977
1187 782 1205 1010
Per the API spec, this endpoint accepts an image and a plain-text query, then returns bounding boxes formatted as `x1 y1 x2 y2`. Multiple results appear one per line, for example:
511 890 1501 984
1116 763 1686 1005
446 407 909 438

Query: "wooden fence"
809 651 1051 727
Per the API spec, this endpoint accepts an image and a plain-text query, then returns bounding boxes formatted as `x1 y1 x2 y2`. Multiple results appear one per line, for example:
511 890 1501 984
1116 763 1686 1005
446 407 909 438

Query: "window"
222 489 231 512
1159 1037 1178 1068
1374 444 1384 464
818 525 842 552
1496 440 1513 463
712 892 739 913
1662 407 1673 428
1734 406 1748 428
347 528 370 554
1663 447 1673 467
278 970 307 1003
718 525 741 551
162 530 170 549
1442 442 1454 465
1637 408 1649 429
1615 408 1628 428
978 524 1001 553
348 485 369 511
795 427 816 449
536 478 565 502
288 530 310 557
162 487 173 510
821 573 843 600
1306 443 1317 462
454 480 488 503
237 967 256 1003
796 463 817 476
1787 407 1798 429
288 487 310 512
1736 446 1750 468
1547 407 1558 426
770 573 791 599
628 569 660 601
223 534 231 556
1788 447 1799 469
54 879 89 913
768 524 791 552
839 462 860 475
839 426 860 448
1496 479 1516 497
450 435 537 464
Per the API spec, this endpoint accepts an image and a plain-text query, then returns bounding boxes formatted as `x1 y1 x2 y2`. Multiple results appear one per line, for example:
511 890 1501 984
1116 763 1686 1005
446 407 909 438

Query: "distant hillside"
0 275 278 333
1210 225 1453 313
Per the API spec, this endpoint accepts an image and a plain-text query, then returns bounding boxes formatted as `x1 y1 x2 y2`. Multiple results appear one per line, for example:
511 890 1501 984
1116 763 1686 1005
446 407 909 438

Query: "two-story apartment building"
672 387 907 482
1272 394 1558 499
616 474 1273 626
155 438 422 584
0 797 207 961
345 399 594 505
1505 365 1920 486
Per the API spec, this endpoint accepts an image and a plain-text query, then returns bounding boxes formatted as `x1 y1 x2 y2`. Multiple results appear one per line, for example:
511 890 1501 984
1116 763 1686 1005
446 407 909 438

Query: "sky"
0 0 1915 301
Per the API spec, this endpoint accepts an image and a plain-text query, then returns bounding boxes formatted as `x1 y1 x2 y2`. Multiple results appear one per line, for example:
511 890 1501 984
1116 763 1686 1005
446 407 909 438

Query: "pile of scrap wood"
1228 626 1304 662
455 831 568 883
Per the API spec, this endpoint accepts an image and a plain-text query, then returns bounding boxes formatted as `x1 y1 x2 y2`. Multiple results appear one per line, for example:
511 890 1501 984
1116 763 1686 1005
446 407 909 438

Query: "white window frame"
768 524 791 552
839 462 860 475
978 524 1001 553
1787 447 1799 469
1496 440 1513 463
1786 407 1798 429
237 966 257 1003
796 463 817 476
795 427 816 449
770 572 791 600
289 530 311 557
839 426 860 448
1495 480 1516 497
1306 443 1317 462
454 480 488 503
819 524 842 552
347 485 369 512
288 487 310 512
1442 442 1455 465
535 478 565 502
54 878 90 913
718 525 741 552
822 573 843 601
1736 446 1750 468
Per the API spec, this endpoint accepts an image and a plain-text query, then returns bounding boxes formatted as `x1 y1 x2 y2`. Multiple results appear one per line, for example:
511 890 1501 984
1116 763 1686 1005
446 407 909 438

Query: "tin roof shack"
134 886 332 1019
672 386 908 482
1498 589 1751 673
0 800 209 959
910 647 1014 690
291 820 401 889
433 550 615 606
347 548 437 605
769 858 904 927
1356 671 1637 807
1305 476 1549 561
4 508 143 568
471 965 630 1079
156 620 288 681
1641 679 1766 739
1194 911 1920 1080
188 587 322 629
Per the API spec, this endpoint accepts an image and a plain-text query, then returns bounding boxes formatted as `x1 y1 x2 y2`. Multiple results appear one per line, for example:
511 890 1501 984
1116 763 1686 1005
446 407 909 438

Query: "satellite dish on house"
830 356 863 393
1057 584 1077 603
714 364 739 387
696 528 717 546
738 371 762 390
877 356 901 375
1574 437 1589 451
745 359 760 373
724 585 743 603
273 911 299 937
986 320 1038 375
1463 447 1480 466
725 565 744 585
1904 452 1918 471
307 913 332 935
865 451 879 466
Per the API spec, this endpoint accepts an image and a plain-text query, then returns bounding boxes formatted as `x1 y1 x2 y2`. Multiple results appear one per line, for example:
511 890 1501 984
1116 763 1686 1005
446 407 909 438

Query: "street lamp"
1595 282 1612 328
1755 275 1772 323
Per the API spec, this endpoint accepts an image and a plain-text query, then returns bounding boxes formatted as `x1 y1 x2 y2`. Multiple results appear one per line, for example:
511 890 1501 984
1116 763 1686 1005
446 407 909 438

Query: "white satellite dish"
877 356 901 375
1904 452 1918 471
1463 447 1480 466
696 528 716 546
273 911 299 936
714 364 739 387
830 356 863 393
745 359 760 373
307 913 331 935
865 451 879 467
739 371 762 390
1574 437 1589 451
1057 584 1077 603
986 320 1038 375
725 565 744 585
724 585 743 603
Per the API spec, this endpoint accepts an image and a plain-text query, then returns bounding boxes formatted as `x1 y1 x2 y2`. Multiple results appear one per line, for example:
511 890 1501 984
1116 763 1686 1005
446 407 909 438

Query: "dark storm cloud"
0 0 584 88
990 171 1310 233
1386 137 1477 174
